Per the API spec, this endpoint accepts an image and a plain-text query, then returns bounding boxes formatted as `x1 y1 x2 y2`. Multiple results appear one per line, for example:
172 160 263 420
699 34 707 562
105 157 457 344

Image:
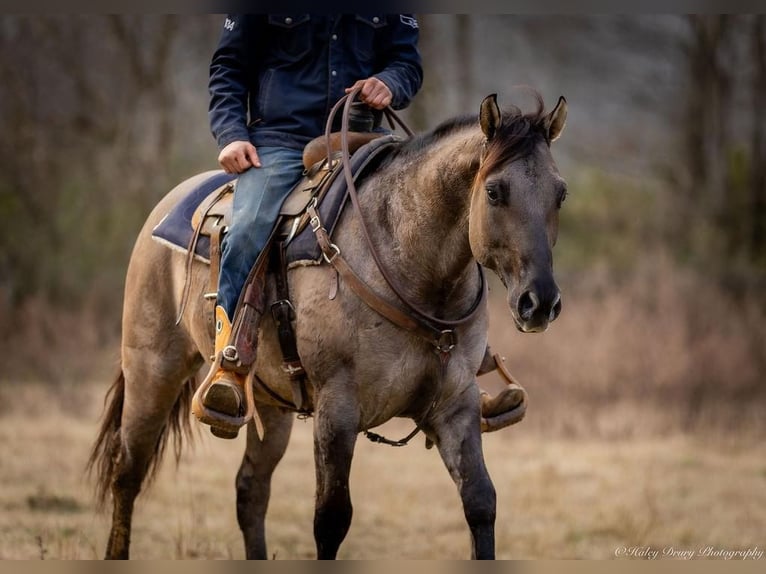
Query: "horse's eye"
556 188 568 209
486 185 501 206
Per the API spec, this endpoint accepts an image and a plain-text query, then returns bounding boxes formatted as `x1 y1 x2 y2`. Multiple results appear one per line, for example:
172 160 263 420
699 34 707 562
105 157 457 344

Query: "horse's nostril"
517 290 539 321
550 293 562 321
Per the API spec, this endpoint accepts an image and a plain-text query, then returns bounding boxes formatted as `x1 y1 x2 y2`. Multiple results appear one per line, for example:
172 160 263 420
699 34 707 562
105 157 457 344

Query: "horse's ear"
480 93 501 141
544 96 567 143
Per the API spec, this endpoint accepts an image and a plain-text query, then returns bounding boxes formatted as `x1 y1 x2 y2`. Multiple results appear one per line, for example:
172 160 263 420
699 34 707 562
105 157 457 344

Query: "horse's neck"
362 127 484 308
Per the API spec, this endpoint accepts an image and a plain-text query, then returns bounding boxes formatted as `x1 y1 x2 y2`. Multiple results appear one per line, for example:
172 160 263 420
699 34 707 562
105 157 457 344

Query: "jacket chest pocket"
268 14 312 62
353 15 387 61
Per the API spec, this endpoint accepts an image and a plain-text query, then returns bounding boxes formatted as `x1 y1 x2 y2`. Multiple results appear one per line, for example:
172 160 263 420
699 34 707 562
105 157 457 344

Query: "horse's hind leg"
428 396 496 559
312 392 360 559
105 347 201 559
235 404 293 559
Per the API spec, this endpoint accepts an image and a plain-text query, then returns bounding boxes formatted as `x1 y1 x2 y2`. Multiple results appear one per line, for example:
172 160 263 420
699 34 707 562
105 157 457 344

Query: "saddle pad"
285 135 400 267
151 171 236 262
150 135 400 265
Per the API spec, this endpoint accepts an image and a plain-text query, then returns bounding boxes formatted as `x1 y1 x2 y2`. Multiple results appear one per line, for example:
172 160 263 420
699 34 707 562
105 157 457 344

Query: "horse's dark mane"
391 114 478 159
387 91 550 179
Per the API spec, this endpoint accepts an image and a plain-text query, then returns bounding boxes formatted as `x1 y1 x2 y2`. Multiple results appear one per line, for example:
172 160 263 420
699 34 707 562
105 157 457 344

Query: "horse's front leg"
428 383 496 559
236 403 294 559
312 387 360 559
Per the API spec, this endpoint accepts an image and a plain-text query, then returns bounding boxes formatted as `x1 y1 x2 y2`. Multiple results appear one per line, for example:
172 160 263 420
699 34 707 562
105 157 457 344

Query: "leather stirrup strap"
478 351 522 388
270 241 311 413
206 222 224 334
489 352 520 386
176 183 232 325
227 221 285 368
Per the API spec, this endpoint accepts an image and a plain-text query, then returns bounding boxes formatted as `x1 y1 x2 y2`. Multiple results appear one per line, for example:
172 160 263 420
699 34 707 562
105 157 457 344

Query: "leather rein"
308 88 487 356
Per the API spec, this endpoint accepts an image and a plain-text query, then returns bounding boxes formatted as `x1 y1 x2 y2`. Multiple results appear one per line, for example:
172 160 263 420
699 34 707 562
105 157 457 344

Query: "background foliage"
0 14 763 434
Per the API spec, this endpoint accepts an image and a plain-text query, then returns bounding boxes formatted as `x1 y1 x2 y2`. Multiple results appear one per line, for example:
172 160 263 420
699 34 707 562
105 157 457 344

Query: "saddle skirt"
151 133 401 267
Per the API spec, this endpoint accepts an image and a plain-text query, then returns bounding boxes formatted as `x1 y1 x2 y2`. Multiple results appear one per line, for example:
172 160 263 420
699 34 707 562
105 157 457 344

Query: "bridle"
308 87 487 358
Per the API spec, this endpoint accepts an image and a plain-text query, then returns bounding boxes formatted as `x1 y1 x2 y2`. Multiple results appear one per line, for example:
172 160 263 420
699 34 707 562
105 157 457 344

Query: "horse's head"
468 93 568 333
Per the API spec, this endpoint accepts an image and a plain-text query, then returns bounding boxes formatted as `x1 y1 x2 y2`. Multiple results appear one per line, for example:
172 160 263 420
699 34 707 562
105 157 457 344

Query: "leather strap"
308 203 484 354
207 222 224 334
176 183 232 325
228 229 274 369
223 219 311 414
324 90 487 345
270 241 311 412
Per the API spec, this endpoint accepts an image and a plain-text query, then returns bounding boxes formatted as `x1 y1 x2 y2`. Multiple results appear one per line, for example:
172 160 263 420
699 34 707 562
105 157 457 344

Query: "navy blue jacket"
209 14 423 151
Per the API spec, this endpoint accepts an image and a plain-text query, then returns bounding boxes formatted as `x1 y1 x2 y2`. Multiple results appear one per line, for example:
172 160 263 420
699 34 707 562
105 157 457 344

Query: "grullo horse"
89 92 567 559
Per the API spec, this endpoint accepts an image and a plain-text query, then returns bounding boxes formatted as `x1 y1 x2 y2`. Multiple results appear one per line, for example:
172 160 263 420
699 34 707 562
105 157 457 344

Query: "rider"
194 14 525 438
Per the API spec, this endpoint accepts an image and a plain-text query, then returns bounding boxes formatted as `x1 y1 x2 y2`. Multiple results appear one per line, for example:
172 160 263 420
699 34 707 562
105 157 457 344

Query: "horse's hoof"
210 426 239 440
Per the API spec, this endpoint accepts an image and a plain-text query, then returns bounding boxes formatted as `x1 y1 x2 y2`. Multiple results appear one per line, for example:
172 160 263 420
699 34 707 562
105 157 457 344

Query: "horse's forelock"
477 92 549 184
388 91 549 183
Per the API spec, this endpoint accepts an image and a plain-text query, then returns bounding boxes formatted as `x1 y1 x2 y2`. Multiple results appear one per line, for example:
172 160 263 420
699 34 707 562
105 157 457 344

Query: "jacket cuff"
373 71 406 109
373 71 403 108
215 125 251 150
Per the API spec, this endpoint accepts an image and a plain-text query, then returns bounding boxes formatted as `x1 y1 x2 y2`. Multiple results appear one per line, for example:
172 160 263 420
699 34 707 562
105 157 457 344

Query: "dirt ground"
0 381 764 560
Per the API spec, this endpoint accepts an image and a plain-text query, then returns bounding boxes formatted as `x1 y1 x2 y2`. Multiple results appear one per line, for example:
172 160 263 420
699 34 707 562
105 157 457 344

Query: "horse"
88 91 568 560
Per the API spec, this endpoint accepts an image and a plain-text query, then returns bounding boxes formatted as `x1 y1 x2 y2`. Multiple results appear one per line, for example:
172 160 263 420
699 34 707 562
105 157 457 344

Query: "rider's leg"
193 146 304 438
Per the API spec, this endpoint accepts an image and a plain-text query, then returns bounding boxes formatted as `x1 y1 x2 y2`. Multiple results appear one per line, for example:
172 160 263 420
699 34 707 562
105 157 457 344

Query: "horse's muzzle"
511 284 562 333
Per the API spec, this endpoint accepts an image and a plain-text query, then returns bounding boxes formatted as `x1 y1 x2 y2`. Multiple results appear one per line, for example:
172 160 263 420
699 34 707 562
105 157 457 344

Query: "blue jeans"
217 147 305 319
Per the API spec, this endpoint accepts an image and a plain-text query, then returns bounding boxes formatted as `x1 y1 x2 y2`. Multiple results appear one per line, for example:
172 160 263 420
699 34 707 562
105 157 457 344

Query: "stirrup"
191 352 256 436
479 353 528 432
480 389 527 432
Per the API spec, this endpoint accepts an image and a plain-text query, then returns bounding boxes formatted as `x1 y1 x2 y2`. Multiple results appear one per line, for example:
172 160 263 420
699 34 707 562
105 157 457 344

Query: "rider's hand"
217 140 261 174
345 77 393 110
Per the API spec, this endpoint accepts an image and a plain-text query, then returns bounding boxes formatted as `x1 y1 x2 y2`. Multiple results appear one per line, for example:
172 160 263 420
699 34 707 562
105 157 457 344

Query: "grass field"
0 381 764 560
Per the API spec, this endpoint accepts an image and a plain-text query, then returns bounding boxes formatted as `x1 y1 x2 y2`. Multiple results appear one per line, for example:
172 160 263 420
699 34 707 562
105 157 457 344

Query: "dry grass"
482 252 766 439
0 381 764 560
1 251 764 559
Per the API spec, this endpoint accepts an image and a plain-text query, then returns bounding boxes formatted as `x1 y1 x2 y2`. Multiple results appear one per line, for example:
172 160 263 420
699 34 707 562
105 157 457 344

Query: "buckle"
309 200 323 232
271 298 295 320
271 298 295 312
322 243 341 264
282 363 305 376
222 345 239 363
434 330 456 354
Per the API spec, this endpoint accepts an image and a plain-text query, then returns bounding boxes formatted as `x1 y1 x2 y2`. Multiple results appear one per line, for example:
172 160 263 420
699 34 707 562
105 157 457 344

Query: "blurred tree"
683 15 732 215
455 15 473 113
404 14 440 131
749 16 766 268
0 16 218 311
1 14 763 382
673 15 766 291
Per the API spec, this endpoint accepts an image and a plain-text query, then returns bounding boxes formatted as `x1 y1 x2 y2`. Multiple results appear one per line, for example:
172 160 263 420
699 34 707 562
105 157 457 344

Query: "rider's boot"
192 305 250 439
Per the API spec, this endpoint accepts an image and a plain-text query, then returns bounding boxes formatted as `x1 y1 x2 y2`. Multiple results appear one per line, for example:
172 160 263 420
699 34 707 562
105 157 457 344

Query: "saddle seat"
190 131 392 252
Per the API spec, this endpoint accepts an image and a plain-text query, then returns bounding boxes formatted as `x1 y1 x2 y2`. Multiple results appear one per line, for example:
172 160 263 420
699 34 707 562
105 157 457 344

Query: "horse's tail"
86 367 197 510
